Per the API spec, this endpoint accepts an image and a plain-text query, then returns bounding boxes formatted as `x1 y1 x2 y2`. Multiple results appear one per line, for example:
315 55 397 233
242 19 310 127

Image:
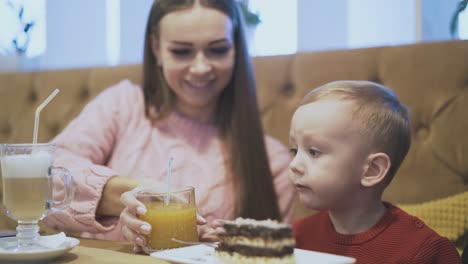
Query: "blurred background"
0 0 467 72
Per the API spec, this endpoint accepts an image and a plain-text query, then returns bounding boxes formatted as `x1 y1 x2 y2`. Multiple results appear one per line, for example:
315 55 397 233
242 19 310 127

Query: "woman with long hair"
44 0 294 249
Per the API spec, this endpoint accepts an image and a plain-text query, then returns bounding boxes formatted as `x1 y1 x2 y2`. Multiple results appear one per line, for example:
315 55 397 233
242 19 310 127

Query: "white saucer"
0 236 80 262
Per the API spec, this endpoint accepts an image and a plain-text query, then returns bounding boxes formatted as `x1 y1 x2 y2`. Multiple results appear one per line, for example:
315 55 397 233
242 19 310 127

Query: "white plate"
151 245 356 264
0 236 80 262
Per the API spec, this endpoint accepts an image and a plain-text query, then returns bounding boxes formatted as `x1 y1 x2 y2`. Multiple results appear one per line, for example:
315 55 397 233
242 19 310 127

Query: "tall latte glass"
0 143 74 251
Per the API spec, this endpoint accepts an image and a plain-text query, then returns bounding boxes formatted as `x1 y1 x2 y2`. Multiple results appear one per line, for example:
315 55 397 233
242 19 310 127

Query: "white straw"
165 157 174 206
33 89 60 144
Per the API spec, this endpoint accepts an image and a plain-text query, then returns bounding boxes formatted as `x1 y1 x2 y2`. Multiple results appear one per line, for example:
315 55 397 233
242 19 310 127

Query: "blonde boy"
289 81 460 263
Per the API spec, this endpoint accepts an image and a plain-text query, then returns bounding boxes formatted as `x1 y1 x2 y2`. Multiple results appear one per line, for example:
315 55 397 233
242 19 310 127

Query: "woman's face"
153 4 235 123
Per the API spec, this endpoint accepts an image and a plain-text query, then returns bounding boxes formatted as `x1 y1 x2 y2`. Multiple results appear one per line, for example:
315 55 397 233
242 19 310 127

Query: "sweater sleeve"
265 136 295 223
43 80 138 234
412 235 461 264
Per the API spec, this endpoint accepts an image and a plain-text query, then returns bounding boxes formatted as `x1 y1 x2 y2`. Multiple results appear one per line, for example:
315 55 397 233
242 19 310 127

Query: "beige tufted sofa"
1 40 467 252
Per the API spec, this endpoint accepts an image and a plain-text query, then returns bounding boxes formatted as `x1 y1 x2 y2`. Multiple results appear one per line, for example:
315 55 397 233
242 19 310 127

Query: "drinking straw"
33 89 60 144
165 157 174 205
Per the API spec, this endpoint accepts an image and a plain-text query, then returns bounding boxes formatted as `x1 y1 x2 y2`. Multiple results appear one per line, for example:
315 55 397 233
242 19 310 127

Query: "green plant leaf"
450 0 468 39
238 2 261 26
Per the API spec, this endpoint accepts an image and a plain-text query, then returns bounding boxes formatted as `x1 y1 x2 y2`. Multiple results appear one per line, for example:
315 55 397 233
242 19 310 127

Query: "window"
0 0 46 57
248 0 297 56
459 9 468 39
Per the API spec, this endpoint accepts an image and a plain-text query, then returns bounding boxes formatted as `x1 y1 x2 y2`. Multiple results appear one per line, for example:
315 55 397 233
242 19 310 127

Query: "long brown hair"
142 0 280 220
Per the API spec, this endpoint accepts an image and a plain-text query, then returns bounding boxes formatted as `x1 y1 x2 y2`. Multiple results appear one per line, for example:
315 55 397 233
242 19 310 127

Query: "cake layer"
220 236 295 249
216 251 296 264
217 218 296 262
216 243 294 257
223 219 292 239
223 218 290 228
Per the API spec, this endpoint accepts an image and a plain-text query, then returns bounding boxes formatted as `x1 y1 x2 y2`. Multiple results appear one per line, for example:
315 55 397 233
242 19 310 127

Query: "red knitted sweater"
293 203 461 264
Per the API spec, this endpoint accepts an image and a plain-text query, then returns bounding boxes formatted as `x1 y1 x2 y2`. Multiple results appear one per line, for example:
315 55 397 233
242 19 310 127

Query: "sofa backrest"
0 40 467 219
253 40 468 207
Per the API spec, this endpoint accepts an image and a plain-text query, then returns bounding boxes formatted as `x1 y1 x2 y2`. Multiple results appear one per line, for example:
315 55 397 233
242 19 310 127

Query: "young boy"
289 80 461 263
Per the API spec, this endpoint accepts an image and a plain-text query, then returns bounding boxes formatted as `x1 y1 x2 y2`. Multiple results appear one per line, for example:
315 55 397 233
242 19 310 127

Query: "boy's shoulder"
390 203 443 237
391 204 461 262
292 204 460 262
291 204 452 245
292 203 451 243
378 203 450 242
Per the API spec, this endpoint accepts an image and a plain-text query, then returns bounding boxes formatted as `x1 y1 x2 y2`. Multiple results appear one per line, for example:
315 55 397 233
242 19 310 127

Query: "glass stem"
16 221 40 247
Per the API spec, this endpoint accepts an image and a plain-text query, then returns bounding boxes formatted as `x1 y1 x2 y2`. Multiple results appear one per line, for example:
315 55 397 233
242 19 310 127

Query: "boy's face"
289 99 370 211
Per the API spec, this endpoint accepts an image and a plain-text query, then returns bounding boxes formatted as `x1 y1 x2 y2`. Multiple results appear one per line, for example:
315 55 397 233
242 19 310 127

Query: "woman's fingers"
120 188 151 235
119 187 156 253
211 219 225 228
199 226 222 242
122 224 146 247
196 213 207 225
212 219 226 235
120 190 146 215
120 208 152 235
120 207 151 250
133 245 143 254
197 219 226 242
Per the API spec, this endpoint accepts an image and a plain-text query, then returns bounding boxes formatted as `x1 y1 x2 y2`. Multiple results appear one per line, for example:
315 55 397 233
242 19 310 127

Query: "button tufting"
28 90 38 103
80 85 90 101
414 218 424 228
416 126 430 139
370 76 382 84
279 82 295 96
1 123 12 137
49 123 61 135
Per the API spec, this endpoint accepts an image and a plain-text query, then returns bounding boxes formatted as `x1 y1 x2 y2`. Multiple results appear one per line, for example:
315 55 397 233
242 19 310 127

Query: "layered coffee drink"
0 89 74 251
1 151 52 221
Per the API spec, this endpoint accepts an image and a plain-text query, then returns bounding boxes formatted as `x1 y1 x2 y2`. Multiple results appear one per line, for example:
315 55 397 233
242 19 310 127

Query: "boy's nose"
289 156 305 177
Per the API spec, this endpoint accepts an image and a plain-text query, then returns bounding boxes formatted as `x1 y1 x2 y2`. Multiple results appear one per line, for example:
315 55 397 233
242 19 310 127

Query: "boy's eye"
309 149 321 157
170 49 191 56
289 148 297 155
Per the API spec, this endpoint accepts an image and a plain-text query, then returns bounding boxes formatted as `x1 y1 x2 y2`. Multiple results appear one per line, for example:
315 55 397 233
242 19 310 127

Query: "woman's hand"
120 187 150 253
198 219 226 242
119 187 209 253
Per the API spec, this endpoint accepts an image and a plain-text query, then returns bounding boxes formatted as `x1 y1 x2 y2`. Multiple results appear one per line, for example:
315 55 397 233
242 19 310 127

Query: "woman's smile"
184 79 215 90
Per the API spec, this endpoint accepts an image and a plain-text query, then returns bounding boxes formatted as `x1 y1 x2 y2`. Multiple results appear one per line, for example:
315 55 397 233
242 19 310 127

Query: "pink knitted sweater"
43 80 295 241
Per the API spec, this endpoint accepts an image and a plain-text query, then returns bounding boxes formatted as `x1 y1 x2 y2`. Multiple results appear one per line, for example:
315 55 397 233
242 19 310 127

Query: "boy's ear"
361 153 391 187
150 35 162 66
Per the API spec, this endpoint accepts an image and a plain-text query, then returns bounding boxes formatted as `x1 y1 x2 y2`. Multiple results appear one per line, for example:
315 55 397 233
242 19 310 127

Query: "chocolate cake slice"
215 218 296 264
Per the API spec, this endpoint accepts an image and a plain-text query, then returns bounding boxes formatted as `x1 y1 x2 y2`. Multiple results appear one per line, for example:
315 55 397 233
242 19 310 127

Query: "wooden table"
51 238 168 264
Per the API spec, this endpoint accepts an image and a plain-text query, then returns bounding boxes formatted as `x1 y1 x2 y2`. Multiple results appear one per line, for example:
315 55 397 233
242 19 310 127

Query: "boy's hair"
300 80 411 185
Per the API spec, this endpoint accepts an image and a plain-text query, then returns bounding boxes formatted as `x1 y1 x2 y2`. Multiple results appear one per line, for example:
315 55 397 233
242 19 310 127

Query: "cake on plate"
215 218 295 264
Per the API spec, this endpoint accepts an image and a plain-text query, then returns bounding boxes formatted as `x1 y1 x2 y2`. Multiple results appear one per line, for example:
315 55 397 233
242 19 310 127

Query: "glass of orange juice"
137 186 198 253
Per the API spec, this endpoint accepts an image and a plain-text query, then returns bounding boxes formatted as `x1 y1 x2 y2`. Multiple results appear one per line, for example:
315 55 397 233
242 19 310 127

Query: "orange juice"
139 202 198 250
